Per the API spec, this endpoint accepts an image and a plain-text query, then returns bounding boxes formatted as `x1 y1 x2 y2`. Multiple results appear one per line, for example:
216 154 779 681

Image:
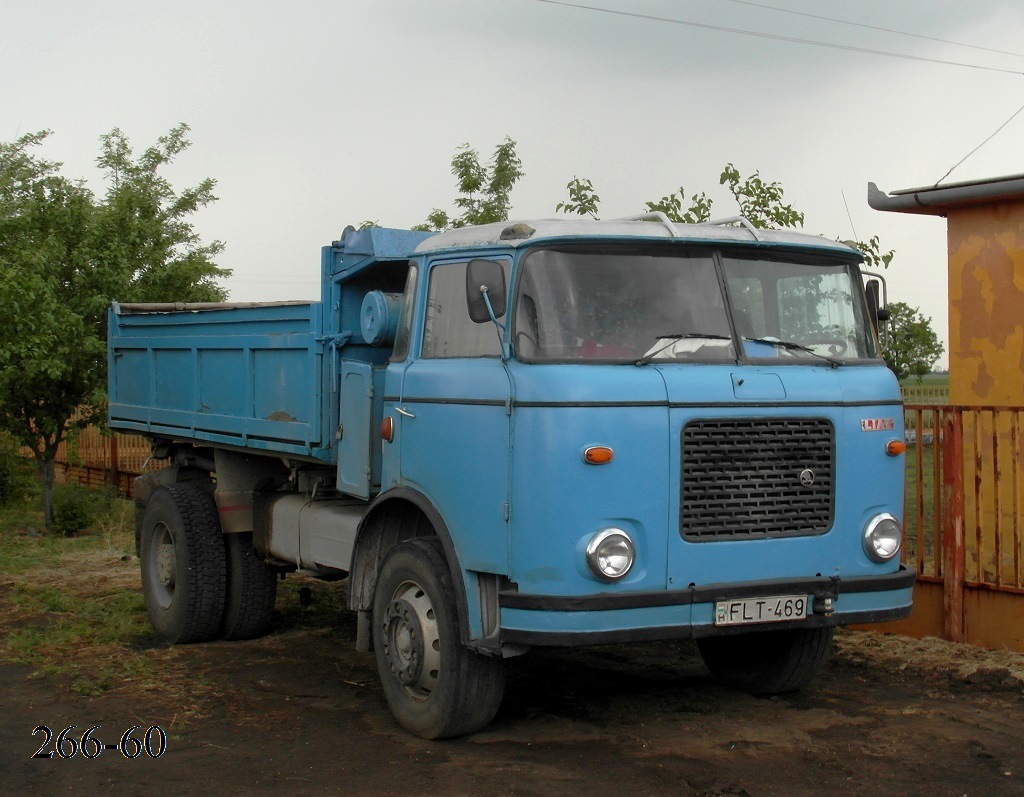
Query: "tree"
719 163 804 229
555 164 801 229
644 186 712 224
0 126 228 531
91 125 228 304
850 235 895 271
883 302 944 381
415 138 524 231
556 177 601 219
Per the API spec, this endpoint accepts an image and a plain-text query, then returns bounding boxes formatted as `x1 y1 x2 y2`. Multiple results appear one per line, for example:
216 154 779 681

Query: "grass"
902 372 950 387
0 483 199 705
0 479 353 721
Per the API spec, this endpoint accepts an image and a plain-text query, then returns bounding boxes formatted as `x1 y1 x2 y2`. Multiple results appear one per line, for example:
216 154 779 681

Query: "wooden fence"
54 406 1023 652
53 427 157 498
891 405 1024 652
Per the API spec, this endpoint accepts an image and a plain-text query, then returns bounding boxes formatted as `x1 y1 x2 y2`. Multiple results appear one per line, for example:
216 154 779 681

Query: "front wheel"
697 627 834 695
372 538 505 739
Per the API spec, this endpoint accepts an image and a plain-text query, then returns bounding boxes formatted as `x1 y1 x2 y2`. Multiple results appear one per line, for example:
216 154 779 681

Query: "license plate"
714 594 808 627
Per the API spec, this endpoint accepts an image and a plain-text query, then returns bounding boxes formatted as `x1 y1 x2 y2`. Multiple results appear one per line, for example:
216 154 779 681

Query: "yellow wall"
946 202 1024 605
947 201 1024 405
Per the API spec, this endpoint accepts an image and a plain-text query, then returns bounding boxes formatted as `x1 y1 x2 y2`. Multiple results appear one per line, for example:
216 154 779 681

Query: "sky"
7 0 1024 369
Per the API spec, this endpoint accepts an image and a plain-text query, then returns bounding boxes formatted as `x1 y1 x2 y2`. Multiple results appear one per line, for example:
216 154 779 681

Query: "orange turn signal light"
583 446 614 465
886 439 906 456
381 416 394 443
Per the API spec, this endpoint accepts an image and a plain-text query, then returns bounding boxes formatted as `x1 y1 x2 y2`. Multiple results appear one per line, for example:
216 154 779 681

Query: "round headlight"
863 513 902 563
586 528 635 582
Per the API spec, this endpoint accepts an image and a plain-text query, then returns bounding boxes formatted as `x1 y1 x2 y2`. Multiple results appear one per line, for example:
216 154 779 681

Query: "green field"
901 373 950 406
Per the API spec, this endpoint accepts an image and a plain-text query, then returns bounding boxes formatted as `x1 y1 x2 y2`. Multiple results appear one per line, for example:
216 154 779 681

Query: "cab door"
396 257 513 575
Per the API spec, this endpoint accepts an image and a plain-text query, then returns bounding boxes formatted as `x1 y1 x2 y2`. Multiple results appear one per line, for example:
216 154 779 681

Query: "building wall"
947 201 1024 405
946 202 1024 608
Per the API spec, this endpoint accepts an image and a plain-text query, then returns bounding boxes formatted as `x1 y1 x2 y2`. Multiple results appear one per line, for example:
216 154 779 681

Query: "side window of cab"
421 260 509 358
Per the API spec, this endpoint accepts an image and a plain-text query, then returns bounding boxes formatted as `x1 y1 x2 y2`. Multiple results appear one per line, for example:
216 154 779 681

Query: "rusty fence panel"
959 407 1024 592
903 405 1024 593
902 404 1024 649
940 409 965 642
902 404 945 582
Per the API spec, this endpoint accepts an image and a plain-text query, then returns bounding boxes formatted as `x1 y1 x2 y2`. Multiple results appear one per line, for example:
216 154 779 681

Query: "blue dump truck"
108 214 913 738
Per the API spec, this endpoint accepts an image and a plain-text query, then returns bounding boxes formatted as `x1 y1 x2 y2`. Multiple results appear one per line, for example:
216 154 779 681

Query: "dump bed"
108 300 331 461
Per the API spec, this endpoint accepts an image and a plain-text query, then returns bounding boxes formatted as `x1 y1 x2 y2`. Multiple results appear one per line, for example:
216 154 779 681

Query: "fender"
351 485 497 654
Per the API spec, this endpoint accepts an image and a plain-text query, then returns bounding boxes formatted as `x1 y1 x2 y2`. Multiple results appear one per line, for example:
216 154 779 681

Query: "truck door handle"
395 406 415 419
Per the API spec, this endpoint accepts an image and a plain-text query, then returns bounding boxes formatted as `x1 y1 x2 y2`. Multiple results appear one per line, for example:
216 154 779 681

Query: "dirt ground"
3 577 1023 797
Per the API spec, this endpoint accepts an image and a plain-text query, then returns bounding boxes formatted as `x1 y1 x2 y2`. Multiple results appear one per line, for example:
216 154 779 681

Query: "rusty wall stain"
947 202 1024 406
971 360 995 399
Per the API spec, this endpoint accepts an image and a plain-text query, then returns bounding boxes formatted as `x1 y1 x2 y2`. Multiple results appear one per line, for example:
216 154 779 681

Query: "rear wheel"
697 627 834 695
139 485 226 644
221 532 277 640
372 537 505 739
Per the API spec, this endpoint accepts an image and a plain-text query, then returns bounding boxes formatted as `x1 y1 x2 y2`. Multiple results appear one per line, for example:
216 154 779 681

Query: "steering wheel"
515 330 539 355
803 337 848 356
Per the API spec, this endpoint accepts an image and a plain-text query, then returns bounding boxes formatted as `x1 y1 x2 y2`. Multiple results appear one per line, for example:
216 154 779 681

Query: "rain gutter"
867 174 1024 216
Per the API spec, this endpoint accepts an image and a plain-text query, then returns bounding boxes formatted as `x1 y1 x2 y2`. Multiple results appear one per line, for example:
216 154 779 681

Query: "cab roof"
413 215 860 258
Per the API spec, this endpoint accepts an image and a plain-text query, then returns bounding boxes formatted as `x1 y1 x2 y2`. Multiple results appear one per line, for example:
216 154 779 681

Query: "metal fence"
901 385 950 405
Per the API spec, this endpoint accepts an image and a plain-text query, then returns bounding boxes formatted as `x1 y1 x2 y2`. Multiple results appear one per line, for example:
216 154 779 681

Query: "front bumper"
498 566 915 647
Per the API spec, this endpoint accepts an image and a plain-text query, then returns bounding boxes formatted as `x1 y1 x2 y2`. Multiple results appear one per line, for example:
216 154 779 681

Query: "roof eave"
868 175 1024 216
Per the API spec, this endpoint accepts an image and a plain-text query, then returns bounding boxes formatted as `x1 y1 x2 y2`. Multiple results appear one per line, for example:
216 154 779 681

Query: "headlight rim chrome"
863 512 902 563
585 527 636 582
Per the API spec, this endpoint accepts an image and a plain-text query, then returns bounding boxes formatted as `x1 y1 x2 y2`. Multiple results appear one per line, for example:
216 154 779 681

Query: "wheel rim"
381 579 441 701
149 521 176 610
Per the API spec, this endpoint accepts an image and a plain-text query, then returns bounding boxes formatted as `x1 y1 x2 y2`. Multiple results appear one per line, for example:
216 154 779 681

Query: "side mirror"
865 278 890 350
866 280 890 324
466 259 507 323
866 279 880 326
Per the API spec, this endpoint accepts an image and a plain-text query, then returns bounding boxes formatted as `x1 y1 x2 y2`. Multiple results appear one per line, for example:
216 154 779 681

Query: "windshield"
513 246 875 363
722 252 876 361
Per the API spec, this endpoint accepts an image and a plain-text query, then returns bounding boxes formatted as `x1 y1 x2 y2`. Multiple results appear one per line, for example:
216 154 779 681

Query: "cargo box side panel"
108 302 331 460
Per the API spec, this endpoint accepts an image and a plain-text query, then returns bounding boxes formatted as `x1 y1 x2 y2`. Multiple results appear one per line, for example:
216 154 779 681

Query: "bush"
51 484 117 537
0 433 32 506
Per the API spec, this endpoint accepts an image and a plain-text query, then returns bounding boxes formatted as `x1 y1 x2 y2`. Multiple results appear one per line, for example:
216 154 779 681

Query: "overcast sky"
7 0 1024 368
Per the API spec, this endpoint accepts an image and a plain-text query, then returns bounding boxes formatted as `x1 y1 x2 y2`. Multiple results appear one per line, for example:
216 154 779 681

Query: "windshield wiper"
743 337 842 367
636 333 732 366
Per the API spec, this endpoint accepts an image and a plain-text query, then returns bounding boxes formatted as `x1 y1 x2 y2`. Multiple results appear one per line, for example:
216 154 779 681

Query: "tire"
697 627 834 695
372 537 505 739
139 485 227 644
221 532 278 641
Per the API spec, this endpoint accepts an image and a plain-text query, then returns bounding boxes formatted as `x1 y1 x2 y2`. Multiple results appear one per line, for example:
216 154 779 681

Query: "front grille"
680 417 834 541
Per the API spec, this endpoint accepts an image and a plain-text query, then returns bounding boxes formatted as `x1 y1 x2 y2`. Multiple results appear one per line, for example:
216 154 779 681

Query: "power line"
935 99 1024 185
723 0 1024 60
529 0 1024 76
840 190 858 241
